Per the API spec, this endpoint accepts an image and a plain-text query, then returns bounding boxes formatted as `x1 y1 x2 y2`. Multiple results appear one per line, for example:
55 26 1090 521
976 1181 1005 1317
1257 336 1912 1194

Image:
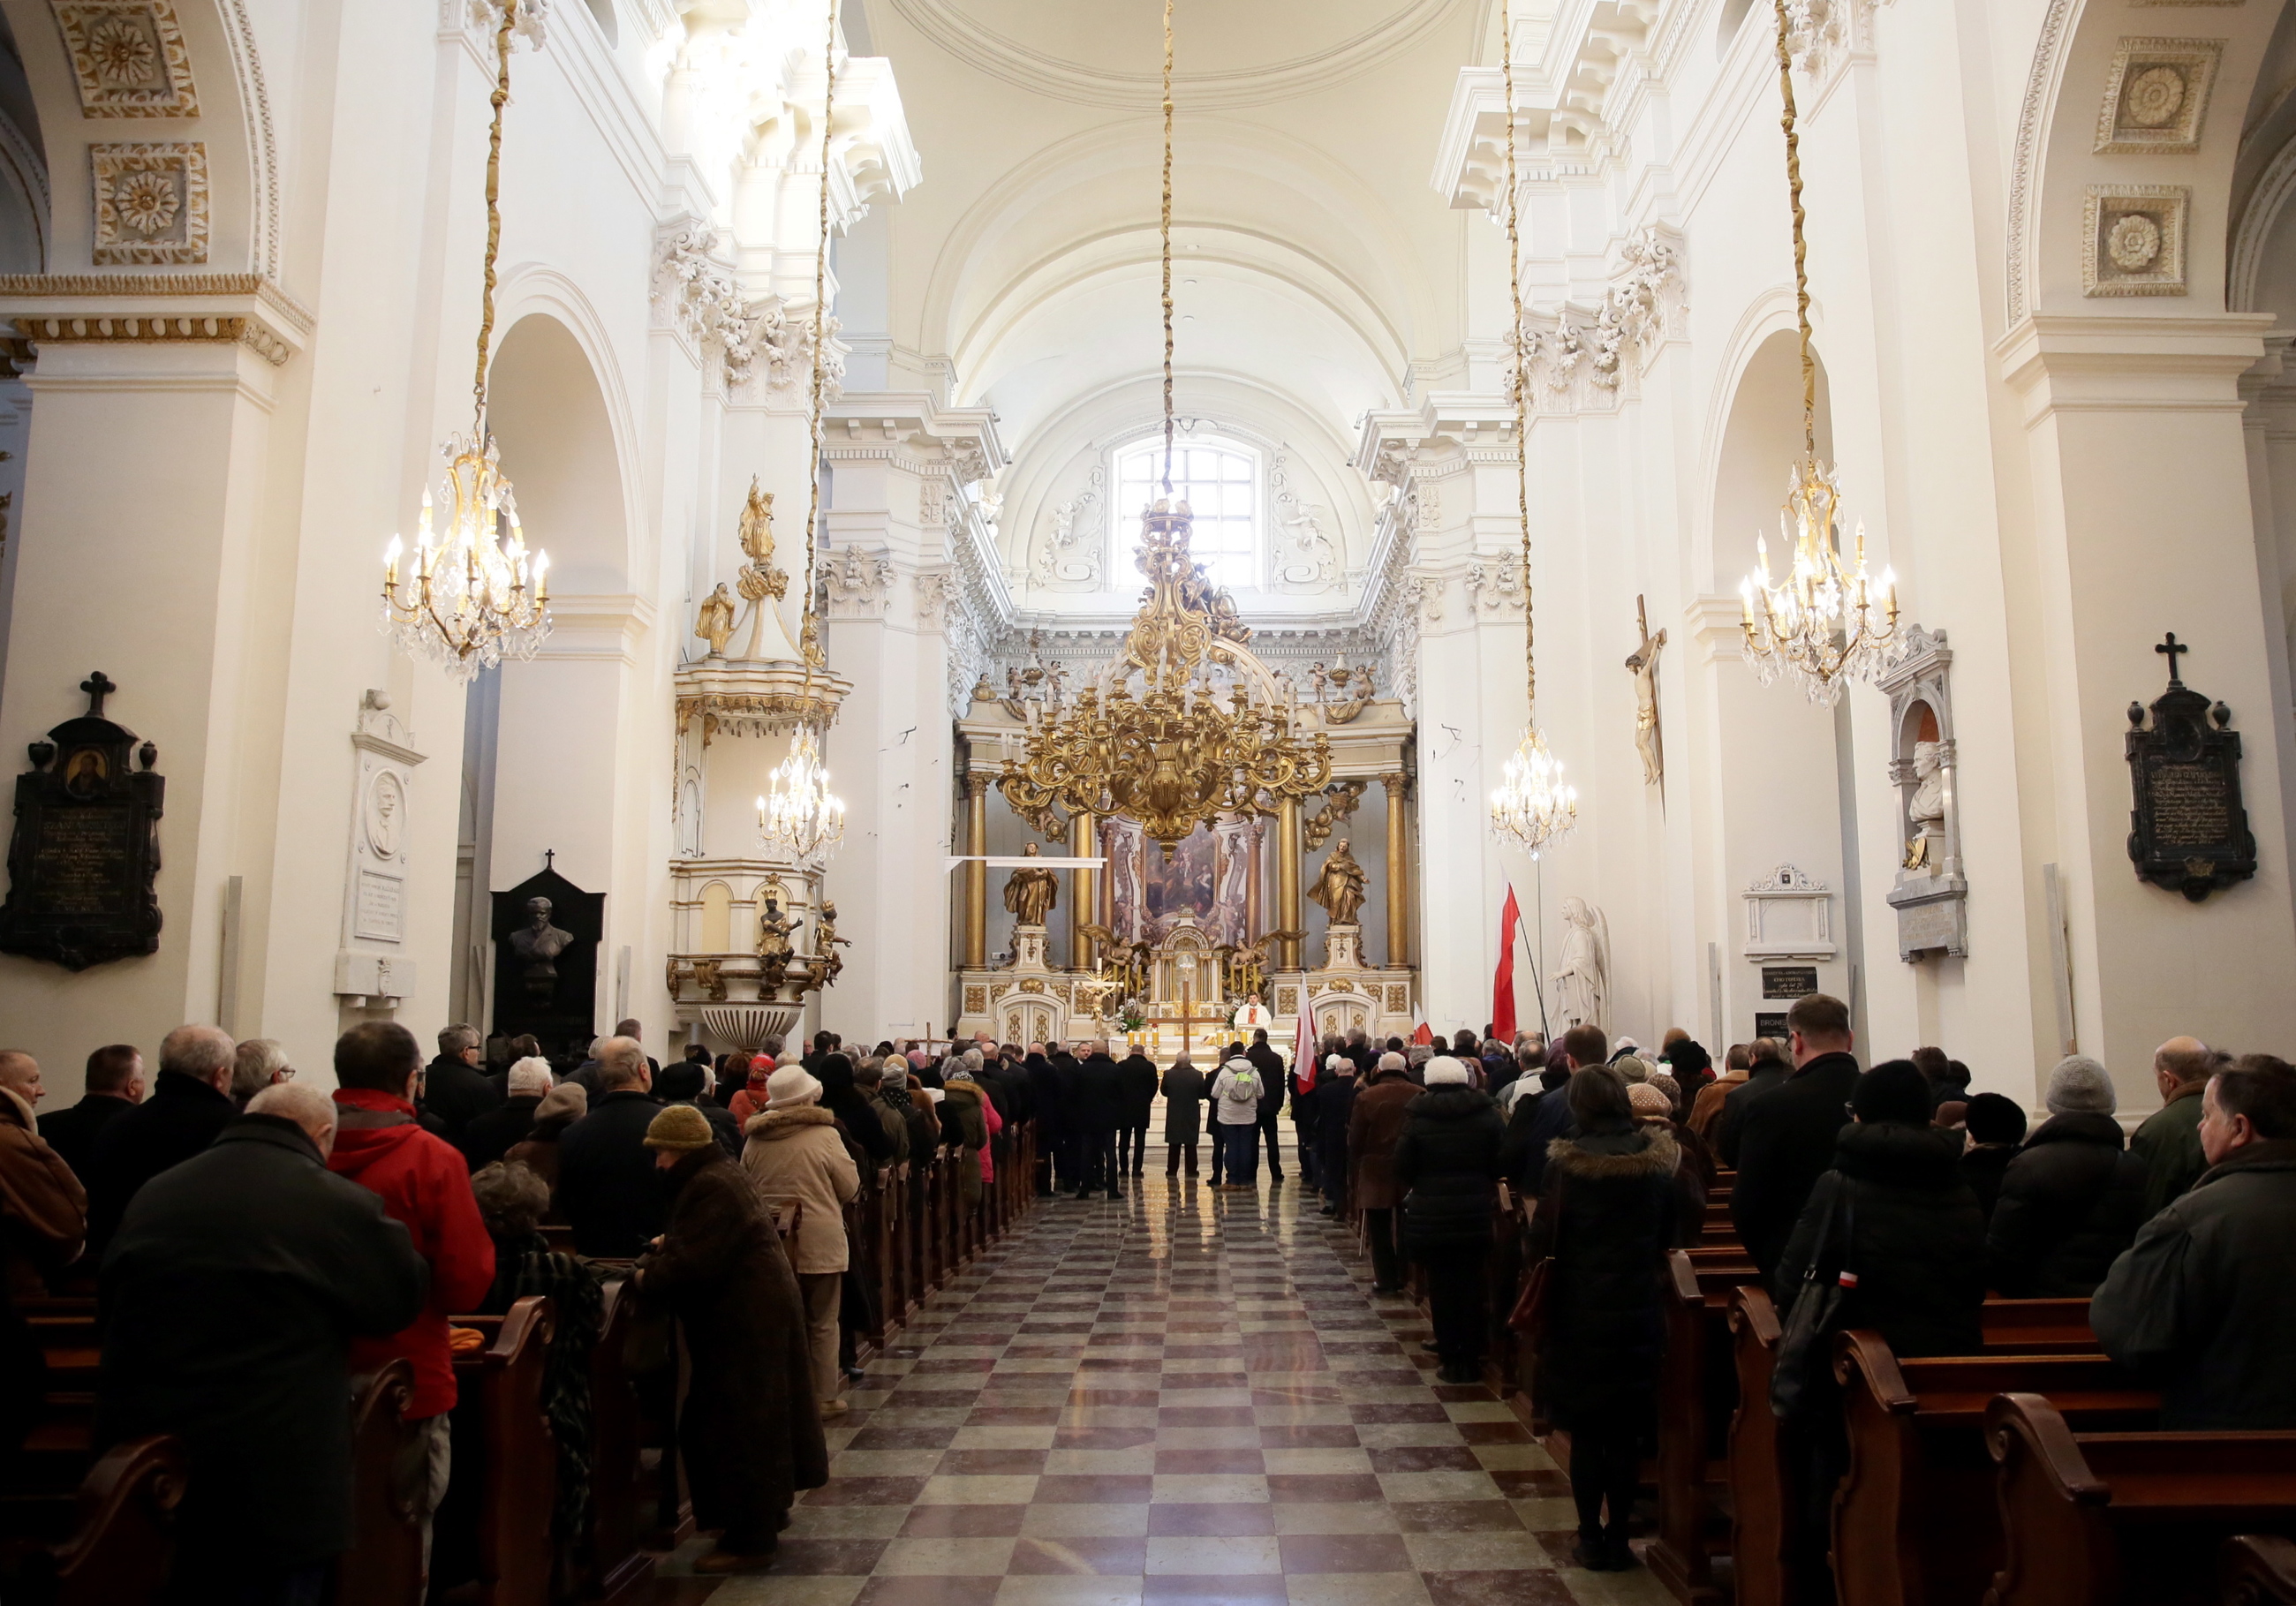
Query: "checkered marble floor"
661 1168 1672 1606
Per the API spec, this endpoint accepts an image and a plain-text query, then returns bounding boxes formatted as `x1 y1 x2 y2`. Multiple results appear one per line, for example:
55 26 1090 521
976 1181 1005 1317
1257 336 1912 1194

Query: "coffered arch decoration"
0 0 273 274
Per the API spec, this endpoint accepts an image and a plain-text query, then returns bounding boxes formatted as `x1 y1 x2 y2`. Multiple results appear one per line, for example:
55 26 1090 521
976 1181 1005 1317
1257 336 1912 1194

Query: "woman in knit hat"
505 1081 586 1195
728 1056 775 1126
740 1067 861 1414
632 1104 826 1573
1986 1054 2149 1296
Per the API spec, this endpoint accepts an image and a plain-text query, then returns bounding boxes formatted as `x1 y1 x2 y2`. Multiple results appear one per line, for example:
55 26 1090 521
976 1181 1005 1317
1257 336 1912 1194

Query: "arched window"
1113 436 1258 590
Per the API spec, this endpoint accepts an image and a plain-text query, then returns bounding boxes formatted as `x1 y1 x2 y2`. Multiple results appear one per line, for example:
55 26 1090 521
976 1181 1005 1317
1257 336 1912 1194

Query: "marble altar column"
1276 795 1304 970
1069 811 1099 970
963 773 989 969
1383 772 1410 969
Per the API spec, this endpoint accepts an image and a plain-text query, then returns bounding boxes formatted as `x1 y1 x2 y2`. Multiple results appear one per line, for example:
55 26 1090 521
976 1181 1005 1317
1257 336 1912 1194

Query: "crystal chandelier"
380 0 550 682
1736 0 1898 706
1001 0 1332 855
758 725 846 863
1487 6 1577 858
759 0 846 863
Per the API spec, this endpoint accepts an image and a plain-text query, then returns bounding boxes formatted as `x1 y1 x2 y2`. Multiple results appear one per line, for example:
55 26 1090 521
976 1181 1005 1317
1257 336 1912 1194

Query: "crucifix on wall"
1626 595 1666 788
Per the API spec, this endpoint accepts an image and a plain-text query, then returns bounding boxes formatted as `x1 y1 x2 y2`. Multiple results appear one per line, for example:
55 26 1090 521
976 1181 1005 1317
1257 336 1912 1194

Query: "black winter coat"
1529 1124 1686 1421
1730 1052 1865 1276
98 1116 429 1570
1069 1054 1126 1133
1987 1112 2148 1297
1310 1074 1358 1192
1249 1044 1288 1120
37 1095 132 1187
461 1095 541 1172
1026 1056 1065 1135
1714 1059 1790 1168
555 1090 668 1258
1393 1086 1506 1253
1499 1083 1576 1196
2092 1138 2296 1428
1962 1144 2015 1219
1160 1064 1207 1144
1774 1120 1987 1360
87 1070 238 1258
420 1054 504 1142
636 1149 828 1528
1116 1054 1160 1127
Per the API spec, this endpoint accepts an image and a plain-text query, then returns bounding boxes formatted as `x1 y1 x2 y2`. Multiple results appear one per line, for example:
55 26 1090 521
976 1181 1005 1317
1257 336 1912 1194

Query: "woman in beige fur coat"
742 1065 860 1412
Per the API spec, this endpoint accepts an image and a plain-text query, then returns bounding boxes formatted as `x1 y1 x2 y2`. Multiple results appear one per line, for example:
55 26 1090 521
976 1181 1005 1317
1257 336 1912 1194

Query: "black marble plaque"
490 861 605 1066
2126 636 2256 903
0 673 164 970
1762 965 1819 1000
1756 1012 1790 1042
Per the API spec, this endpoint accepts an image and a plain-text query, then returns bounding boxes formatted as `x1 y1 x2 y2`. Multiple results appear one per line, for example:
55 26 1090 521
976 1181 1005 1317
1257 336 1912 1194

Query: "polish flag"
1410 1006 1433 1047
1492 886 1522 1044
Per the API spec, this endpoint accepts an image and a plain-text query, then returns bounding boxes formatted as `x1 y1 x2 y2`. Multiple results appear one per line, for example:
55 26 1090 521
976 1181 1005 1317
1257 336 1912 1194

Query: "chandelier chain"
1772 0 1816 463
1160 0 1175 494
1501 5 1534 718
800 0 838 677
472 0 517 436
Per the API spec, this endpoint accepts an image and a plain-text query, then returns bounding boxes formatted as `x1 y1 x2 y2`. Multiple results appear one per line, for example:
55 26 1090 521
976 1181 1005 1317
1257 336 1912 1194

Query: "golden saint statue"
1307 838 1368 928
1002 841 1061 927
694 583 736 656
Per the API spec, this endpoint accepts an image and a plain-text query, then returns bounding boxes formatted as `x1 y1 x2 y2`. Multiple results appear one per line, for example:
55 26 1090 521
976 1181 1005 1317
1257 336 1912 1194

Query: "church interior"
0 0 2292 1600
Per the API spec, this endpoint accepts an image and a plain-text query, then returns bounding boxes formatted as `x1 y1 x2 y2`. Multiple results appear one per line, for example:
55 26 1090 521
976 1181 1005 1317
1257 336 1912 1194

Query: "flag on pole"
1411 1001 1433 1046
1294 990 1319 1094
1492 885 1522 1043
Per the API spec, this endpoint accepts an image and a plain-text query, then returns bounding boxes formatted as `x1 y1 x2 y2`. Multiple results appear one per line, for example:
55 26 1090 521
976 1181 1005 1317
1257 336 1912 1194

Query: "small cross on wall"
2156 633 2190 688
79 671 116 717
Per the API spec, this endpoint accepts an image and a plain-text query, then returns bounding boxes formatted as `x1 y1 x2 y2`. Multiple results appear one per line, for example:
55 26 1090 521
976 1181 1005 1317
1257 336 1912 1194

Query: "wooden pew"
45 1434 185 1606
339 1361 423 1606
2224 1535 2296 1605
444 1296 557 1606
1726 1295 2119 1606
1650 1250 1762 1605
1986 1393 2296 1606
1832 1338 2153 1606
585 1278 653 1602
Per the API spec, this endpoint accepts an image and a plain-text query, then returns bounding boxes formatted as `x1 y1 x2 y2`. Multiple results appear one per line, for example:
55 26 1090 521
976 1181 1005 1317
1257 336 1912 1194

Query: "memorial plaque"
2126 635 2256 903
1762 965 1819 1000
1756 1012 1790 1042
353 870 405 943
0 673 163 970
491 859 605 1066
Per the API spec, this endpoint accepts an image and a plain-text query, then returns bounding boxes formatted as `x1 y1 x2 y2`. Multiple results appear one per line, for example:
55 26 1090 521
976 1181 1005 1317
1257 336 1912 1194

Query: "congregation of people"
0 995 2287 1602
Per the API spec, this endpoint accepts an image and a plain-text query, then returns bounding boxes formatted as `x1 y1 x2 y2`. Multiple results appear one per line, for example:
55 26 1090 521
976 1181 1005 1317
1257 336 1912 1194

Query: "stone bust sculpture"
1904 740 1946 870
509 896 574 999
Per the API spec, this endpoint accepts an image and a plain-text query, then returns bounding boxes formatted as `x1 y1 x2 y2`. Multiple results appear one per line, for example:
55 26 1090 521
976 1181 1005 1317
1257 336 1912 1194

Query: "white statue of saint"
1552 896 1610 1032
1903 740 1946 871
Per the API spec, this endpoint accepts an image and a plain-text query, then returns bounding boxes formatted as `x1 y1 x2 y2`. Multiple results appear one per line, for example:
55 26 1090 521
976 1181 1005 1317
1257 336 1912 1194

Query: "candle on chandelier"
384 536 403 589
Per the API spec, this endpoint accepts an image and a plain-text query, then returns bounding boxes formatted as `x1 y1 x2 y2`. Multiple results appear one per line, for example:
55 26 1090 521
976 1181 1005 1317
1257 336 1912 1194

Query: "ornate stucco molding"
1503 227 1687 415
651 223 842 400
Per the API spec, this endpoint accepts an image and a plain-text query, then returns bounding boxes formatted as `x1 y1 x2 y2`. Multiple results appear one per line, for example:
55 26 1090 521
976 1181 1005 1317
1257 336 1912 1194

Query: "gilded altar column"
1069 811 1099 970
963 773 990 969
1276 795 1304 971
1382 772 1410 969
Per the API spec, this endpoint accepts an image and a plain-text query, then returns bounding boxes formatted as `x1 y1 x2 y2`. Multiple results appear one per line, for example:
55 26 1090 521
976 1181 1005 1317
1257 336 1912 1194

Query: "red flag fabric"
1294 991 1318 1094
1492 886 1522 1044
1411 1002 1433 1046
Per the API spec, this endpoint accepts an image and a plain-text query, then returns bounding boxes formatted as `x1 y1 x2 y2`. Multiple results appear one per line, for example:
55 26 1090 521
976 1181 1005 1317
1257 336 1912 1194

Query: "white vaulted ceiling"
863 0 1481 609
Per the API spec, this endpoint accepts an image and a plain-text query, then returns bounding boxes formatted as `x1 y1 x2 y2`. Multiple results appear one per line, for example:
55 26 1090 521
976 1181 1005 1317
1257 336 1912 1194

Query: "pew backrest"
339 1362 423 1606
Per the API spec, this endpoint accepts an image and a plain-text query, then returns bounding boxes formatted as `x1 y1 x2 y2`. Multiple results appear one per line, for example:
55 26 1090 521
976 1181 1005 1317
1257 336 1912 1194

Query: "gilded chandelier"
1487 4 1577 857
381 0 551 682
1000 0 1331 856
1736 0 1898 705
758 0 847 863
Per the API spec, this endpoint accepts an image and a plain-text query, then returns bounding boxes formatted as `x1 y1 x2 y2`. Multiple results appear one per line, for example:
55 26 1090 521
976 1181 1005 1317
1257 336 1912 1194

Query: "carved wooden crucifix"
1626 596 1666 788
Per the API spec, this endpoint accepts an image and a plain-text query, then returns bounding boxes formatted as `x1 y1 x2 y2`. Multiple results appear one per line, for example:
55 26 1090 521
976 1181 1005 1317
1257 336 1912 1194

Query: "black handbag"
1770 1180 1855 1420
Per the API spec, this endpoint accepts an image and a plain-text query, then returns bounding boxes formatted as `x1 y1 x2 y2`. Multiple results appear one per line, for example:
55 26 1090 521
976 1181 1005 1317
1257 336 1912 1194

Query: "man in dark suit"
1114 1046 1159 1177
1247 1031 1288 1182
1715 1037 1791 1168
87 1025 239 1259
419 1024 502 1146
1728 995 1864 1278
39 1044 144 1183
1069 1043 1126 1201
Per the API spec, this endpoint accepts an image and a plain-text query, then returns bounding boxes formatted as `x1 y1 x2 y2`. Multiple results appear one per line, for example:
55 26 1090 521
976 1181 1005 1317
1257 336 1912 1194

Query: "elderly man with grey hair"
230 1038 296 1111
461 1056 557 1172
420 1022 502 1144
100 1074 427 1603
556 1037 665 1256
87 1023 239 1258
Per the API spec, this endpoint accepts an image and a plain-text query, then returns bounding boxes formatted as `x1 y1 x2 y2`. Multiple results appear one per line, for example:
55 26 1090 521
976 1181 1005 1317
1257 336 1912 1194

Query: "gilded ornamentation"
693 584 736 656
53 0 199 117
691 957 726 1001
13 313 289 366
963 984 988 1014
90 141 207 264
1307 838 1367 929
1001 841 1061 926
1303 780 1364 853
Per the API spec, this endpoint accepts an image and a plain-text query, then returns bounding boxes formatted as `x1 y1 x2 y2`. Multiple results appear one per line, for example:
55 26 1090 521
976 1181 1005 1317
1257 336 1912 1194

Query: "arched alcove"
1704 326 1859 1041
485 313 630 596
1716 0 1758 59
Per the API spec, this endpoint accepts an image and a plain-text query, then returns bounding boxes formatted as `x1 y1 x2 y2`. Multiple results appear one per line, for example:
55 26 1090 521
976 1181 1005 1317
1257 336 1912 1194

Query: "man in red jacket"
328 1022 495 1581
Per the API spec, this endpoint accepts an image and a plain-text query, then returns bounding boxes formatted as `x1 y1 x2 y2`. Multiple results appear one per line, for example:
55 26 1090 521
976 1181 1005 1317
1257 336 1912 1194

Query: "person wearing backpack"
1210 1057 1264 1188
